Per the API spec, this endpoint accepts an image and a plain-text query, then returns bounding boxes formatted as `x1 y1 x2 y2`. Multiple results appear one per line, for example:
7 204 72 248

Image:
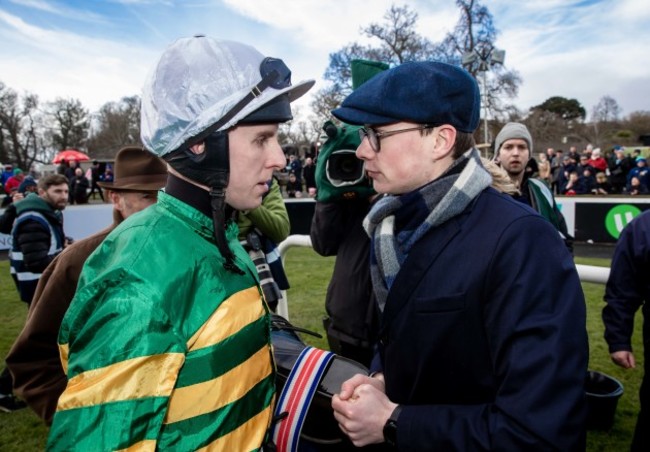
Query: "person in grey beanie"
494 122 574 252
494 122 532 156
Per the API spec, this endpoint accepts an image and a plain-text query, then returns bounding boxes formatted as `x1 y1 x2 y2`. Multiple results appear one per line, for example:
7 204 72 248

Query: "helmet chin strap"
166 131 244 274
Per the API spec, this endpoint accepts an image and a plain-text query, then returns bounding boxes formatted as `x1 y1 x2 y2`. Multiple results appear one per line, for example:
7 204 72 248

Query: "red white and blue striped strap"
272 346 335 452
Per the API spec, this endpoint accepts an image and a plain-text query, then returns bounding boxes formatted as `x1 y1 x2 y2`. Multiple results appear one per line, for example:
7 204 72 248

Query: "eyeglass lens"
358 128 379 152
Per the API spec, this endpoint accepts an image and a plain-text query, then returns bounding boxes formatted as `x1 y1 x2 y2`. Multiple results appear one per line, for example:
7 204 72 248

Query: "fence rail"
277 235 610 319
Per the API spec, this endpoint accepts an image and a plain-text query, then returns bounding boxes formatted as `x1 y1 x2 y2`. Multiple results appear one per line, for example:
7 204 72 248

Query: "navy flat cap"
332 61 480 133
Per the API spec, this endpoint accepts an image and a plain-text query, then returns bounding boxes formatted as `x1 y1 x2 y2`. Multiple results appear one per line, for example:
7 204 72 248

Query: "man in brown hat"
5 147 167 424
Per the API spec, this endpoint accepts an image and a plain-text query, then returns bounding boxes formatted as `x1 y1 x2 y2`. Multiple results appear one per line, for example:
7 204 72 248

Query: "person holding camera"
310 122 380 367
310 60 389 368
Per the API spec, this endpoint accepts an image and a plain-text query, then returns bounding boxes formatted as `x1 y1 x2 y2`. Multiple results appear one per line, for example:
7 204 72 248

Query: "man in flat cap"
6 147 167 425
46 36 313 451
330 61 587 450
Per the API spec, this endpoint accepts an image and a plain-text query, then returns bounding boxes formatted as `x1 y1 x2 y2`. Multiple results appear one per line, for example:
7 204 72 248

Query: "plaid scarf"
363 148 492 311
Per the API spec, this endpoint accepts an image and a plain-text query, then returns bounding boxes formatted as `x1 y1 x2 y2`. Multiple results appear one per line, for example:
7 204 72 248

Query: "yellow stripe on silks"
187 286 264 351
57 353 185 411
115 439 156 452
196 405 272 452
59 343 69 375
165 347 272 424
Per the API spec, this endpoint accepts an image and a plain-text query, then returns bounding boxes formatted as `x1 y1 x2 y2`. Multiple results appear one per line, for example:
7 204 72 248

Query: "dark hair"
452 132 476 158
38 174 68 191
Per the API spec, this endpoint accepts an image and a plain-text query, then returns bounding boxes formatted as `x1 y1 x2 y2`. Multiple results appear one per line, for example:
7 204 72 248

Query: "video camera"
315 120 375 202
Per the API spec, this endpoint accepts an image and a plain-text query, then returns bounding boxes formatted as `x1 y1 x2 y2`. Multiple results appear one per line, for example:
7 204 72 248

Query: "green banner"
605 204 642 239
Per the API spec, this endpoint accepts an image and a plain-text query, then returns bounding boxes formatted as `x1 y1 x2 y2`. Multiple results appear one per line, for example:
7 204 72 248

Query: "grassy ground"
0 251 643 451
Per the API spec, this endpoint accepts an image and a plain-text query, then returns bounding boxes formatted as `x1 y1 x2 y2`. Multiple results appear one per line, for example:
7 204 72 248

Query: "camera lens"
327 150 365 185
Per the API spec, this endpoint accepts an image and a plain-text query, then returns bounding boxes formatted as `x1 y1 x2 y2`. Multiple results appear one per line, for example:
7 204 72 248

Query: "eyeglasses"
358 125 434 153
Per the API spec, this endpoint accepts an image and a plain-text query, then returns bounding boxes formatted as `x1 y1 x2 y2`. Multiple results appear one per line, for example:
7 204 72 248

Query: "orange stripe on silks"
115 439 156 452
57 353 185 411
196 405 273 452
59 343 69 375
187 286 265 351
165 347 272 424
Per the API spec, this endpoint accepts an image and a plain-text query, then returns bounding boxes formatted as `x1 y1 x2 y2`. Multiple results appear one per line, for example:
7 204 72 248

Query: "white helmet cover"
141 36 315 157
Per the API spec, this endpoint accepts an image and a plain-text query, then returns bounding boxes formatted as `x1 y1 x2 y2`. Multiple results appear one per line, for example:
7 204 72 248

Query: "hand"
338 373 385 401
611 351 636 369
332 373 395 447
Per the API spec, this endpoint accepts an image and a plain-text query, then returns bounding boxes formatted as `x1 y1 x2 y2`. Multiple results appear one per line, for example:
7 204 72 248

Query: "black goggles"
260 57 292 90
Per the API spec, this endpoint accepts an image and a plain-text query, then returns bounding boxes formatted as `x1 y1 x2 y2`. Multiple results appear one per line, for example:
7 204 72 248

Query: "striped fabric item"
363 148 492 311
272 347 335 452
46 192 276 451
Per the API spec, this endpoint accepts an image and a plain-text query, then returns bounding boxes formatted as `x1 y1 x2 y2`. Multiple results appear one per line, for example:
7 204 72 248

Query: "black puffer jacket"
10 194 65 302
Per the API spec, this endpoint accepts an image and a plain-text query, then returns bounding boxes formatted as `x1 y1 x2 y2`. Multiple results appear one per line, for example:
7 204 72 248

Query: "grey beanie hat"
494 122 533 159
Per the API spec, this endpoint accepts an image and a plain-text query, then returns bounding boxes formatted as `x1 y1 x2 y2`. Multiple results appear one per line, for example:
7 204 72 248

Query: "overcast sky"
1 0 648 123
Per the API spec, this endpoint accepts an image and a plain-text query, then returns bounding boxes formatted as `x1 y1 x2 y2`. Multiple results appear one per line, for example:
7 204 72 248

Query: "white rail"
277 235 313 319
575 264 610 284
276 235 611 318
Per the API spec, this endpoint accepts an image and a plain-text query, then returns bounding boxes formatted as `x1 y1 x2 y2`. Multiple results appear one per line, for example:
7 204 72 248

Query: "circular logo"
605 204 642 239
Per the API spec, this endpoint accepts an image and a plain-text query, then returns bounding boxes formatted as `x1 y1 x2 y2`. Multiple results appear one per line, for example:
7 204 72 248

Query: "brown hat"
97 146 167 191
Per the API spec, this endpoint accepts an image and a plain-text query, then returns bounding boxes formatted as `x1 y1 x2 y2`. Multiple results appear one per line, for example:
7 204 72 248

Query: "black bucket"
585 370 624 430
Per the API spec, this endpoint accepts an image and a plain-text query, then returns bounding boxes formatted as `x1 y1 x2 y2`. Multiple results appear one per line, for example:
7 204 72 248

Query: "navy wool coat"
373 187 588 451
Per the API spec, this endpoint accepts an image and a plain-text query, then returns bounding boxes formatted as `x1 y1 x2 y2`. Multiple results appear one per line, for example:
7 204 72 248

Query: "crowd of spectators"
531 145 649 196
277 151 318 198
3 144 648 205
277 144 649 200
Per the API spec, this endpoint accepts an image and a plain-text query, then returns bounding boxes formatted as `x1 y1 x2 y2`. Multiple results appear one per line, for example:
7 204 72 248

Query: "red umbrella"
52 149 91 164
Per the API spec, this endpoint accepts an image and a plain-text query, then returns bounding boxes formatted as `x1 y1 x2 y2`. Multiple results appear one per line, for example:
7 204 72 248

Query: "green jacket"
237 179 290 244
526 178 573 252
48 191 275 451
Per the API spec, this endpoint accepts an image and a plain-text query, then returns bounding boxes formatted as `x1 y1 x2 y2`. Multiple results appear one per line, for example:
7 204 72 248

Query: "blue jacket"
373 187 588 450
627 166 650 188
603 209 650 354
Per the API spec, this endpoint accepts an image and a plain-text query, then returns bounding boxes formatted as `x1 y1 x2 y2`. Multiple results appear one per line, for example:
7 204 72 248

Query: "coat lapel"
380 216 462 332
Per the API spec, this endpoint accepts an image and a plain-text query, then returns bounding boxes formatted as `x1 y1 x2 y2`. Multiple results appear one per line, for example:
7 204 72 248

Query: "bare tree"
363 5 439 64
314 5 438 124
626 111 650 139
444 0 521 124
313 1 521 136
279 105 322 154
0 81 45 170
45 98 89 152
589 96 622 147
592 96 622 123
86 96 141 158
